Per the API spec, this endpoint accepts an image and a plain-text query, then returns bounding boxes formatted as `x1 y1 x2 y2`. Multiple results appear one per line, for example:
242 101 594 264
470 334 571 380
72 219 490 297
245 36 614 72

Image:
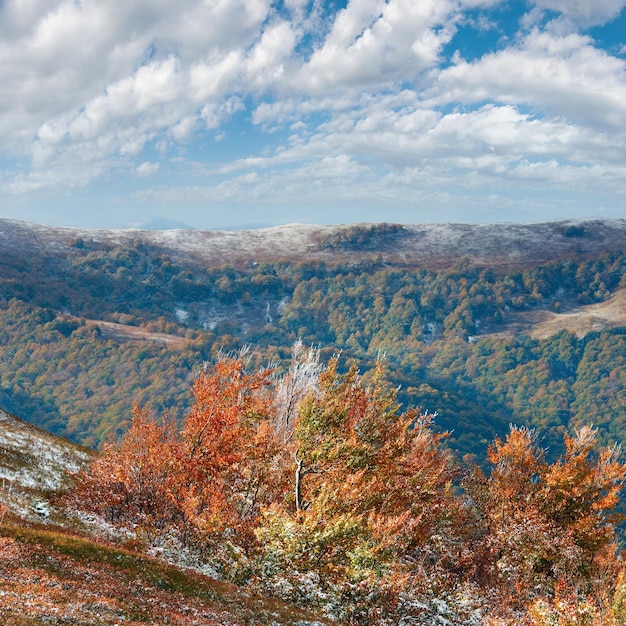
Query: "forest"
1 222 626 623
0 236 624 463
66 346 626 624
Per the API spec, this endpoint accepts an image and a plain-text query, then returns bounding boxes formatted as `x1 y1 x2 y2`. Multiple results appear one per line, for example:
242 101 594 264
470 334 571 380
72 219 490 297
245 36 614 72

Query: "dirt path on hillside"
84 320 188 346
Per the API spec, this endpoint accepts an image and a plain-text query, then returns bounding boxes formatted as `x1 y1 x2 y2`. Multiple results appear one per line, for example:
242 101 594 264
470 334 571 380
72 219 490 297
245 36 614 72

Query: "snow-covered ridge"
0 410 92 518
0 218 624 268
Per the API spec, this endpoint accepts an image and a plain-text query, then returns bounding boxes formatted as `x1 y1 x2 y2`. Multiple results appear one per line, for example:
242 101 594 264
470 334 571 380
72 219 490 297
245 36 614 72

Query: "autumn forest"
67 345 626 624
1 220 626 624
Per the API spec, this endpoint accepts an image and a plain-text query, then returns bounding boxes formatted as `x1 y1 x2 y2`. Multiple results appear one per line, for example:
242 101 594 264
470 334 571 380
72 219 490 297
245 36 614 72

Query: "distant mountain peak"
139 217 195 231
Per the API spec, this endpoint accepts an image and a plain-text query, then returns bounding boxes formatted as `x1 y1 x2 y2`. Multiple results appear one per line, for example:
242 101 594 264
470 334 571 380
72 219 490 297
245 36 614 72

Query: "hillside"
1 353 623 625
0 216 624 460
75 287 626 347
0 522 333 625
0 217 625 269
0 409 92 521
1 218 626 623
479 287 626 340
0 410 331 625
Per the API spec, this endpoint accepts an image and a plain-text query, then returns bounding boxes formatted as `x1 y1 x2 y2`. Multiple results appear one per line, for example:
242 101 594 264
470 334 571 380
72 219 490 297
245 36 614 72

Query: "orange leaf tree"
256 357 458 608
71 351 291 556
69 405 180 533
171 352 290 541
468 424 626 613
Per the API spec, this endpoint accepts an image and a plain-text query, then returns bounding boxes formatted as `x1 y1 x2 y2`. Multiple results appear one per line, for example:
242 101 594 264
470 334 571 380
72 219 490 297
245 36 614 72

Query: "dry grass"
0 518 333 625
0 409 331 624
482 288 626 341
84 319 189 346
528 288 626 339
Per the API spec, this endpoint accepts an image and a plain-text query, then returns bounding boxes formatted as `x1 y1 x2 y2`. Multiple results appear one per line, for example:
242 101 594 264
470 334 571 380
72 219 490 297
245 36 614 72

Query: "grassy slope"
477 287 626 340
0 411 331 625
0 518 332 625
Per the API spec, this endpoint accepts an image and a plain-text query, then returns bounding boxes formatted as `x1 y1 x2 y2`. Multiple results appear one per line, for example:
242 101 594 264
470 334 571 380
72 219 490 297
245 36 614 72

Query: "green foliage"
0 235 625 464
0 299 201 446
316 223 406 250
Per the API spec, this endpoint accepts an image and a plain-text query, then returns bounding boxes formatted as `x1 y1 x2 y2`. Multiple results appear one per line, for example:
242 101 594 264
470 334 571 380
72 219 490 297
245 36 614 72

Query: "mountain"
0 217 624 459
0 217 624 269
1 217 625 623
139 216 196 230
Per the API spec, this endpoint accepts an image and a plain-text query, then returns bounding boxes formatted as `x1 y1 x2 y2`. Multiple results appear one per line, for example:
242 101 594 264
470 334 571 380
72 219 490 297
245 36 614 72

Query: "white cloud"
0 0 625 224
136 161 160 177
245 21 298 88
200 97 244 130
0 0 276 193
430 30 626 131
205 88 626 215
294 0 456 94
133 144 626 225
0 0 271 128
196 113 612 217
532 0 626 27
170 116 199 141
189 51 244 103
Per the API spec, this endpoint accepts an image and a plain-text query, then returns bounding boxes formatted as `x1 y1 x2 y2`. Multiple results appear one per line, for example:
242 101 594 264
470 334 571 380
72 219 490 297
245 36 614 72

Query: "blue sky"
0 0 625 229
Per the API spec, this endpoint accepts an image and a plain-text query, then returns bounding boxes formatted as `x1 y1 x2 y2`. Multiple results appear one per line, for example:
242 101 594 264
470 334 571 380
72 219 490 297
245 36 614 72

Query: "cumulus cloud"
0 0 271 133
531 0 626 27
292 0 456 94
0 0 625 224
245 21 298 89
230 98 624 183
429 30 626 131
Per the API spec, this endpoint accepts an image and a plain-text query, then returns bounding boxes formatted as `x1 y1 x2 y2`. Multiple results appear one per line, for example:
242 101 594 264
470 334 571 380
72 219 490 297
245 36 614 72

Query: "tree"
68 347 626 624
272 339 323 443
257 356 457 606
175 350 288 538
539 426 625 582
69 406 181 533
467 424 626 613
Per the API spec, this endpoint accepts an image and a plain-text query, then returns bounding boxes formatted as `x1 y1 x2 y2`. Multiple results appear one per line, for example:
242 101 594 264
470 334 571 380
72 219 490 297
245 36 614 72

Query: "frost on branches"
68 345 626 624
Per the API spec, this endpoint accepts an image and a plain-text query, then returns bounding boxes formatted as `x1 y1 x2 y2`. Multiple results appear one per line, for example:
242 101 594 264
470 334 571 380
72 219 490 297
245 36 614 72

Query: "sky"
0 0 625 230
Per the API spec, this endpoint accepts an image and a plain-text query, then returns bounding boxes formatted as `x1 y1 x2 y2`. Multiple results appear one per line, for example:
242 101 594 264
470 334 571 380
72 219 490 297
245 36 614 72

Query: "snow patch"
0 410 92 519
175 307 189 323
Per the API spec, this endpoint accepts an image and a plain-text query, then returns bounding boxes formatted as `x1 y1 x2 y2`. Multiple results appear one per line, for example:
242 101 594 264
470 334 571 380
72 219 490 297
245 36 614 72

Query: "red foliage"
69 405 180 530
68 349 626 624
71 352 291 547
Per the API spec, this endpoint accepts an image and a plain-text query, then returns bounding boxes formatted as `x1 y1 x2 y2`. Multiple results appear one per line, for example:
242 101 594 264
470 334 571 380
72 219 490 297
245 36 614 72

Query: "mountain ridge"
1 217 625 270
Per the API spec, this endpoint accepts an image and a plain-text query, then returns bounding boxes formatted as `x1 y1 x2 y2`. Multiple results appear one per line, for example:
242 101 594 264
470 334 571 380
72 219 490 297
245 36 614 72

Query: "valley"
0 217 624 457
1 217 626 623
74 286 626 348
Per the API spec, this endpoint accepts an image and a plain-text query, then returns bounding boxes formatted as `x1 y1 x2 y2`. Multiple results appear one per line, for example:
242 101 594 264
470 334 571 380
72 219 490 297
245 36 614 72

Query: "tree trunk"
295 452 304 512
